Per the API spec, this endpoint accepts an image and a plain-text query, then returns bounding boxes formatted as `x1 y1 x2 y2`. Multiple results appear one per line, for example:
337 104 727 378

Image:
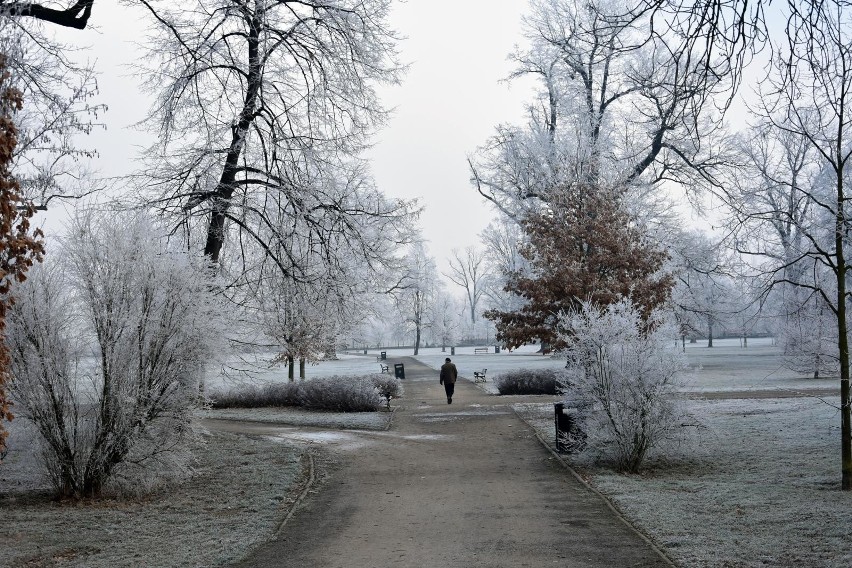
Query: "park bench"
474 347 489 354
379 363 390 373
473 368 487 383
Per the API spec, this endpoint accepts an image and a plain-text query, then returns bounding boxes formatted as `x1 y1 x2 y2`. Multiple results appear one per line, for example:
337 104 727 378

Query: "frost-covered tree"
470 0 727 220
0 55 43 459
392 243 440 355
714 0 852 489
485 183 673 351
560 299 689 472
445 246 490 327
429 294 461 352
480 218 527 315
6 211 224 498
668 232 735 347
135 0 410 268
1 2 104 206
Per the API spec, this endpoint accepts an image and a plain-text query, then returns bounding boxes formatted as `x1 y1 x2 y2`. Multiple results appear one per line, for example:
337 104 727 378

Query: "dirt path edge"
510 405 678 568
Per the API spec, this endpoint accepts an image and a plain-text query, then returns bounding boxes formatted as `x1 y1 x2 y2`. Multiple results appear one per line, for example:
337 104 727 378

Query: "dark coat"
439 362 458 385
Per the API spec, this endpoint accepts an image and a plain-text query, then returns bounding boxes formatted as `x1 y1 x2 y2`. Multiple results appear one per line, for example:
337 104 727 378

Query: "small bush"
370 374 402 400
209 374 397 412
494 369 562 395
209 382 300 409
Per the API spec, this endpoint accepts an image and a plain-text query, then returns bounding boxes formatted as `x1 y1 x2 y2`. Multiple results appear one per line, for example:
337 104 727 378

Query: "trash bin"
450 346 455 356
554 402 569 452
363 349 367 355
554 402 586 453
394 363 405 379
495 346 501 354
380 351 387 360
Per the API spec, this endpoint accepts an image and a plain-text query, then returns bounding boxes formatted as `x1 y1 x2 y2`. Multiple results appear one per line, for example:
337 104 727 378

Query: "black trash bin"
495 346 501 354
380 351 387 360
394 363 405 379
450 346 455 356
554 403 570 451
554 402 586 453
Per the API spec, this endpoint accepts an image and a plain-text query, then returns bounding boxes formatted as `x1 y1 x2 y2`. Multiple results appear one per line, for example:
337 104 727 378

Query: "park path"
231 357 672 568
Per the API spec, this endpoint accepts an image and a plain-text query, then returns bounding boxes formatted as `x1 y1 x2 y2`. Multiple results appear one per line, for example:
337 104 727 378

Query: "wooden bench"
379 363 390 373
474 347 490 354
473 368 487 383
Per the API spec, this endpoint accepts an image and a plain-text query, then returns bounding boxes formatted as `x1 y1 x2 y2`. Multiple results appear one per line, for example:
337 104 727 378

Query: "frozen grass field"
1 338 850 566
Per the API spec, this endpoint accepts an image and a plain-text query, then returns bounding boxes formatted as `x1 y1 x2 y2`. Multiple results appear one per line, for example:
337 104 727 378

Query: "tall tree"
393 243 440 356
485 183 673 351
470 0 727 221
445 246 490 327
716 0 852 489
0 55 43 459
136 0 408 276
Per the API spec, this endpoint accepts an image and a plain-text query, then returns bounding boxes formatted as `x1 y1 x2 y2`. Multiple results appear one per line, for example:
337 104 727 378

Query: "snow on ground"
198 407 393 430
0 425 306 568
3 338 850 566
514 398 851 567
505 338 852 568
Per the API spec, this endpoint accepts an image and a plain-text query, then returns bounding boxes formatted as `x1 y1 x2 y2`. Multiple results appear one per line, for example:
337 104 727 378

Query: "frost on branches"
6 211 224 498
0 55 44 460
485 184 673 351
559 300 690 473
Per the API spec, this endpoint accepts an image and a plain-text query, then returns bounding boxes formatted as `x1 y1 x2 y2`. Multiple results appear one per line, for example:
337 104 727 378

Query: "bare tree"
135 0 408 274
470 0 728 220
715 0 852 489
445 246 490 327
7 210 224 498
393 243 440 356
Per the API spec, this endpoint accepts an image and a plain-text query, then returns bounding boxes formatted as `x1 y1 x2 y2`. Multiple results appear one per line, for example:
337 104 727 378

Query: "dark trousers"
443 381 455 398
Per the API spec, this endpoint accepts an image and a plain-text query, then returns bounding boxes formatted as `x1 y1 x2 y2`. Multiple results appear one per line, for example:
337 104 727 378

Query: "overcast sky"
367 0 536 275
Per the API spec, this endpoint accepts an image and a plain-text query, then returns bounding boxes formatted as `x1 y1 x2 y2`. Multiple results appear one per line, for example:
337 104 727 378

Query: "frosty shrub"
209 382 301 409
298 376 383 412
370 374 402 401
494 369 562 395
560 300 689 473
6 212 224 498
210 374 395 412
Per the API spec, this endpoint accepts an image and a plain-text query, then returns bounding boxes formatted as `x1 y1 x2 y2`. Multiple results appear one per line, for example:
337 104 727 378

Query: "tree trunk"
203 9 263 263
414 324 421 356
288 356 294 382
707 322 714 348
299 358 305 379
835 179 851 490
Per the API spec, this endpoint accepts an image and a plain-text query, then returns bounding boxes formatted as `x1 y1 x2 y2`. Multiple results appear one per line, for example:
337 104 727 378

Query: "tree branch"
3 0 94 29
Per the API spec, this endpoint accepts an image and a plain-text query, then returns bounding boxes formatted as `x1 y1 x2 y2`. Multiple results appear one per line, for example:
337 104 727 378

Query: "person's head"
445 358 451 363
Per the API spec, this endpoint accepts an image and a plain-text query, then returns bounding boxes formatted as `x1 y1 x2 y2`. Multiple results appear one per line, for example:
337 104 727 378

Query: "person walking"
439 357 458 404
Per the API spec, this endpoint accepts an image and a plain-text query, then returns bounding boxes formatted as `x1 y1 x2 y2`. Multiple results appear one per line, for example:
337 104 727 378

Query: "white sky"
366 0 536 275
40 0 537 288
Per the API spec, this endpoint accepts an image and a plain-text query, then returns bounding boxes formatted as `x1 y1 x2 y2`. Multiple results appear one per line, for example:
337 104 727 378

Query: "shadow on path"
230 357 672 568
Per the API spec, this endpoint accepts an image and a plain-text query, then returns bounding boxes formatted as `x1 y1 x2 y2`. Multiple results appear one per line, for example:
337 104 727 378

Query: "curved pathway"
232 357 671 567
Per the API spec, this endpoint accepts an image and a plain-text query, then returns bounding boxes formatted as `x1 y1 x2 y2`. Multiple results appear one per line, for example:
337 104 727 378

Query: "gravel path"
230 357 672 568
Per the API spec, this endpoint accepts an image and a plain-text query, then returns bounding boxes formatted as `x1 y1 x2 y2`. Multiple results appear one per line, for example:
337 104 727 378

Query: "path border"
510 406 678 568
274 450 318 536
